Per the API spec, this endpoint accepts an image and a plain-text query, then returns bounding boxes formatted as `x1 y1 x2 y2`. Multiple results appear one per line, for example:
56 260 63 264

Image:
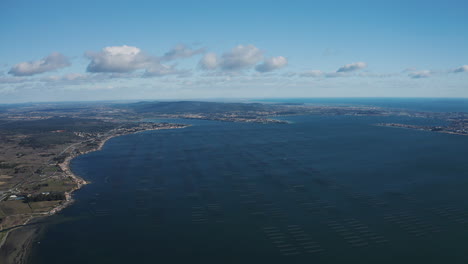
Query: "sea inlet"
29 115 468 263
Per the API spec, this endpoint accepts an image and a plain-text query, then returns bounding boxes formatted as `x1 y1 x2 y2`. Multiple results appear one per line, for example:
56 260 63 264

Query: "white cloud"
198 44 288 73
408 70 431 78
8 52 70 76
0 76 33 84
41 73 88 82
220 44 263 71
161 44 204 61
256 56 288 72
337 62 367 72
357 72 397 78
41 73 118 83
454 65 468 73
325 72 347 78
144 64 184 77
86 45 156 73
85 45 185 78
298 70 347 78
39 73 114 86
299 70 324 77
199 53 219 70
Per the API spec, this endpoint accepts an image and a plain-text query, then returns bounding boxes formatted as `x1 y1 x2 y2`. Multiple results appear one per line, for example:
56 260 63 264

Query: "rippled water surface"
30 115 468 264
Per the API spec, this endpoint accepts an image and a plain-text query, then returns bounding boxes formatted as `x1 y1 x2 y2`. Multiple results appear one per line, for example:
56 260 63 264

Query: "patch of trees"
0 163 17 169
14 167 28 174
0 117 118 134
0 134 14 143
19 132 78 149
52 155 67 163
32 183 49 191
24 192 65 203
86 142 99 147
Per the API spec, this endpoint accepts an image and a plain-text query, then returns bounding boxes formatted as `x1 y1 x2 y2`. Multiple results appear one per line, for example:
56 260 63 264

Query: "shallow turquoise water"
29 115 468 264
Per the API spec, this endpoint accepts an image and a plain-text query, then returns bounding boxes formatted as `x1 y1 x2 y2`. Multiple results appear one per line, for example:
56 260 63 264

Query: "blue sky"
1 0 467 103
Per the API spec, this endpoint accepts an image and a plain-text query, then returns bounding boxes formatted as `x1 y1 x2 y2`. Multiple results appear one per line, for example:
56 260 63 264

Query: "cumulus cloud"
161 44 204 61
85 45 184 77
299 70 324 77
282 72 297 77
0 76 32 84
199 53 219 70
256 56 288 72
357 72 397 78
408 70 431 79
41 73 89 82
220 45 263 71
38 73 134 86
144 64 184 77
198 44 287 73
85 45 156 73
325 72 347 78
454 65 468 73
8 52 70 76
299 70 348 78
337 62 367 73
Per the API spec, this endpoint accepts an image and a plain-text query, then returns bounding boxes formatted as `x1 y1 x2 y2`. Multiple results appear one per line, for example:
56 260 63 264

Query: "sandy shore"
0 217 45 264
0 124 189 264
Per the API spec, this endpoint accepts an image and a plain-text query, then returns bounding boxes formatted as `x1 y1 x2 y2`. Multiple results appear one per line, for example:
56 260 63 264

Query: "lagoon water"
30 114 468 264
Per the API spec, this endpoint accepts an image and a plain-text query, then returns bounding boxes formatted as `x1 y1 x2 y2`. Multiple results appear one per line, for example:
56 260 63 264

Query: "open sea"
29 100 468 264
260 98 468 113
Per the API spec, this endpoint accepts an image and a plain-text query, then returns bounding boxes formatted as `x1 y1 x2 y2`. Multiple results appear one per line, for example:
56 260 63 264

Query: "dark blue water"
259 98 468 113
30 115 468 264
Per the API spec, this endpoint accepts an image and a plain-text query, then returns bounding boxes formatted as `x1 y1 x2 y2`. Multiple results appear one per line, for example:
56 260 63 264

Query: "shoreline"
375 123 468 137
0 124 190 264
51 125 192 215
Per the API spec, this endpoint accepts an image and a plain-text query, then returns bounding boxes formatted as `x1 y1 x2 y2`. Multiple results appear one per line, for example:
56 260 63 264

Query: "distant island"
0 100 467 263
